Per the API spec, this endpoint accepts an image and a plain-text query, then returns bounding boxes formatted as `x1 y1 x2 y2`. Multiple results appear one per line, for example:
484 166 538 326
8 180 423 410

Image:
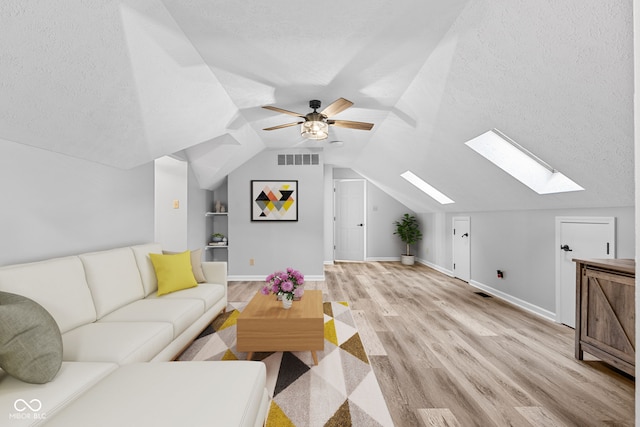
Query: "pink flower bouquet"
262 268 305 301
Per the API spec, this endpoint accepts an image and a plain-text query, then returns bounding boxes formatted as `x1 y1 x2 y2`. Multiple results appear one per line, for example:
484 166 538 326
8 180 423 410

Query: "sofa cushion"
201 261 228 287
79 247 145 318
164 248 206 283
0 292 63 384
0 362 118 426
190 248 206 283
130 243 164 296
146 283 225 311
99 298 204 339
0 256 96 333
62 322 173 364
149 251 198 296
44 361 268 427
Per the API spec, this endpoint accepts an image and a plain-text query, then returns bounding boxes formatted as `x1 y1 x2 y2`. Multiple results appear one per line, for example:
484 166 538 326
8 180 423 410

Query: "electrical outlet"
249 258 255 266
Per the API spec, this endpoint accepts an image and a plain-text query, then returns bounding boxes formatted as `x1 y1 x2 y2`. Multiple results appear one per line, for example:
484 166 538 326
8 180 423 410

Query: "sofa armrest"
201 262 227 286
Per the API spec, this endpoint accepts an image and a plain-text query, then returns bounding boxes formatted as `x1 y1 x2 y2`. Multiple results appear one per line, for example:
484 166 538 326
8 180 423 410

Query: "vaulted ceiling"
0 0 633 213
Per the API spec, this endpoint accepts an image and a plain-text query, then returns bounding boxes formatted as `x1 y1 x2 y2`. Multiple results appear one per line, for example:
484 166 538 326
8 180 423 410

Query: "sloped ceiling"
0 0 633 212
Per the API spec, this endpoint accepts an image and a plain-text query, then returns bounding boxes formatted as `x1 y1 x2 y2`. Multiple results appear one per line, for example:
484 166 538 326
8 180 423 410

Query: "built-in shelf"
206 210 228 262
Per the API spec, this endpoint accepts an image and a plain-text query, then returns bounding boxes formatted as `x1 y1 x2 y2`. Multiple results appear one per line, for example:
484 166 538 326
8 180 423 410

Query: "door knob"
560 244 573 252
461 233 468 238
356 223 364 227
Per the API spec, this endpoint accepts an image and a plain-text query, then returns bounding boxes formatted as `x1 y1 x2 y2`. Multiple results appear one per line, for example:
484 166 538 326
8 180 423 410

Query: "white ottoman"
44 361 269 427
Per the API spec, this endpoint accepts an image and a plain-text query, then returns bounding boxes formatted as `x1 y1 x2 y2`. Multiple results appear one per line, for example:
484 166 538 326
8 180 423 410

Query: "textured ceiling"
0 0 633 212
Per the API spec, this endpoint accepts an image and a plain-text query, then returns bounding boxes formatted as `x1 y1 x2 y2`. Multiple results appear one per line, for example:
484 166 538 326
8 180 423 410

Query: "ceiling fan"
262 98 374 140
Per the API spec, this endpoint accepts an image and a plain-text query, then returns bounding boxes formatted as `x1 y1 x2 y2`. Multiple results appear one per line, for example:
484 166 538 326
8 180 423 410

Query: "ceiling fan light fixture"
301 120 329 140
263 98 373 139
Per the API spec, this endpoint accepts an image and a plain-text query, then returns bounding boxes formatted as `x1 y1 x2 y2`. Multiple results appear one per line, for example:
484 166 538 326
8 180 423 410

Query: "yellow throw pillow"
149 251 198 296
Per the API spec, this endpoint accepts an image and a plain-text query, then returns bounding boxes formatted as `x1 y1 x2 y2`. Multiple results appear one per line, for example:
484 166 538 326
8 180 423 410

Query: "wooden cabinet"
574 258 635 376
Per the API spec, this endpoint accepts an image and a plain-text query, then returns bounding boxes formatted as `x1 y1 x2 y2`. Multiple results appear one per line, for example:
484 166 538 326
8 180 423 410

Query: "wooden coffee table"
237 290 324 365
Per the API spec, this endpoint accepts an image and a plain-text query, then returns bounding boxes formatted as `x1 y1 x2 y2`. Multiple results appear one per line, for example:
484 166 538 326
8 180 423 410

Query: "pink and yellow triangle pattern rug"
178 301 394 427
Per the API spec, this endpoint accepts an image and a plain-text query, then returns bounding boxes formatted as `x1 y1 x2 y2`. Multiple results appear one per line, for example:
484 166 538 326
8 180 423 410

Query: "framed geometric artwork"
251 180 298 221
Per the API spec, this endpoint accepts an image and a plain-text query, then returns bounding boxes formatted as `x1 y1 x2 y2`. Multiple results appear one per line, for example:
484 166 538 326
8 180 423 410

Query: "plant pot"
401 255 415 266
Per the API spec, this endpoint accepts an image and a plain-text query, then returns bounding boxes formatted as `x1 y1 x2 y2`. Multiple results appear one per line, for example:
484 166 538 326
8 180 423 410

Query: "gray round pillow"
0 291 63 383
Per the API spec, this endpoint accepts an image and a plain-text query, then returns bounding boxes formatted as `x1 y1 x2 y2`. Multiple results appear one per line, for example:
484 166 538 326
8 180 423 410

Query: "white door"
452 217 470 282
555 217 615 327
334 180 366 261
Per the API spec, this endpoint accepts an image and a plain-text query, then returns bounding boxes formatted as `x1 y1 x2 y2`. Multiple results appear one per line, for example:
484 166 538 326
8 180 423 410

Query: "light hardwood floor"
227 262 635 427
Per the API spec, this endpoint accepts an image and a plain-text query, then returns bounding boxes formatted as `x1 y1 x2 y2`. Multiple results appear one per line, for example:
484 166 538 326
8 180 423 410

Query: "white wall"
428 206 635 315
154 157 188 252
155 156 211 255
227 149 324 279
0 138 154 266
416 212 448 274
366 182 411 260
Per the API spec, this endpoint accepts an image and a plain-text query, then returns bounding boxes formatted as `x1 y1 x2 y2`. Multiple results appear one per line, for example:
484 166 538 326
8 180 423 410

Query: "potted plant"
211 233 225 243
393 213 423 265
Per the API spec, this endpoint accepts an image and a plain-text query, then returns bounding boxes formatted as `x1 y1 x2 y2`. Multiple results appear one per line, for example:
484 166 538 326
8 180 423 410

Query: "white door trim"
554 216 615 324
333 179 367 262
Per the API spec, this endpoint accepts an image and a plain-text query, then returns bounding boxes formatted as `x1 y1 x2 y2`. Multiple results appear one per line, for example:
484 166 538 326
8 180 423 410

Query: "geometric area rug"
178 301 395 427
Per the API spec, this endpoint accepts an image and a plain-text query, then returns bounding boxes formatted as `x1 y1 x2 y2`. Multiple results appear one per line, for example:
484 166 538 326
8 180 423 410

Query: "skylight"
465 129 584 195
401 171 455 204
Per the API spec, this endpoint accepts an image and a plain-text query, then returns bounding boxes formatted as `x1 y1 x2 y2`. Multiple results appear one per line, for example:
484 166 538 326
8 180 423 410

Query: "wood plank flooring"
227 262 635 427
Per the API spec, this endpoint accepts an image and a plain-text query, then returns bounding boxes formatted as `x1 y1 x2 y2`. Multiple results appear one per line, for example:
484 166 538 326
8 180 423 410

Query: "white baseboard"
414 260 556 322
468 279 557 322
417 259 454 277
227 275 265 282
228 275 325 282
366 257 401 262
324 260 335 265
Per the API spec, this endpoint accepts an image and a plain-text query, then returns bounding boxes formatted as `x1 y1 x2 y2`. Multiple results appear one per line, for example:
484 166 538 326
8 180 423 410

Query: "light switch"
173 200 180 209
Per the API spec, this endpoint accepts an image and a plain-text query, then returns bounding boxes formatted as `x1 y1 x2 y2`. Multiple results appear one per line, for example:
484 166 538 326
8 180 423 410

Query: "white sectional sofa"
0 243 269 426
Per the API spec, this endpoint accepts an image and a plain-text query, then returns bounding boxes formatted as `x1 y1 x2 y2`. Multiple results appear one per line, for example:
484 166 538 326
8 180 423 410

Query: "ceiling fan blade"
262 105 305 118
327 120 374 131
320 98 354 118
263 121 304 131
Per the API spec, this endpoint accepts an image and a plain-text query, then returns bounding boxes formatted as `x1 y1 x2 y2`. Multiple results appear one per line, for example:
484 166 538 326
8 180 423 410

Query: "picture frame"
251 180 298 221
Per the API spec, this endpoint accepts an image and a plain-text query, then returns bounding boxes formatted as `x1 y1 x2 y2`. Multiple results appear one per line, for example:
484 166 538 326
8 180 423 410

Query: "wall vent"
475 291 492 298
277 154 319 166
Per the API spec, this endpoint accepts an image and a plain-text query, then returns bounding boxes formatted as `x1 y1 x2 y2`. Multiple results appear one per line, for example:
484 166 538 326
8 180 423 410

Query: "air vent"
277 154 319 166
475 291 492 298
